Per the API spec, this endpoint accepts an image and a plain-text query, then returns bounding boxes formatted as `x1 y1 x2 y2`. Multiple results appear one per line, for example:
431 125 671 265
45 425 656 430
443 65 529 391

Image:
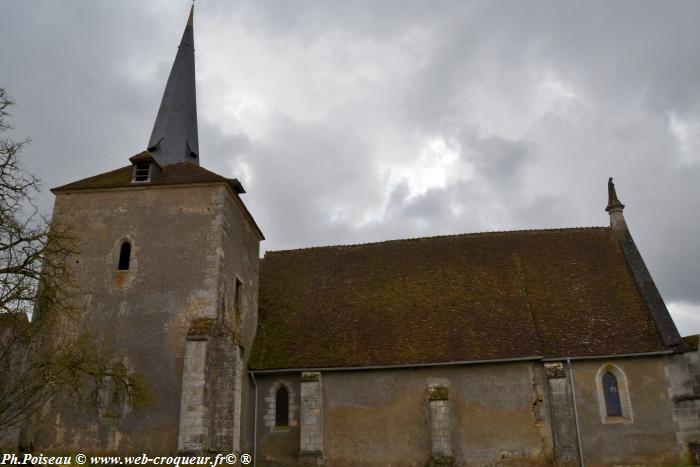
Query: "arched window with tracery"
602 371 622 417
118 241 131 270
275 386 289 426
596 364 633 423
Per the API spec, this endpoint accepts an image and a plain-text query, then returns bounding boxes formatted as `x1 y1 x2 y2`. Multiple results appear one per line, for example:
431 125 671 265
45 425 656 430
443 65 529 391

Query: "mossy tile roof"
250 227 667 370
52 160 236 191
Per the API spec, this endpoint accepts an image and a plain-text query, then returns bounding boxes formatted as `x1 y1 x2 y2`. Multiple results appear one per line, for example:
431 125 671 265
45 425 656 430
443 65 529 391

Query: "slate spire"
147 6 199 166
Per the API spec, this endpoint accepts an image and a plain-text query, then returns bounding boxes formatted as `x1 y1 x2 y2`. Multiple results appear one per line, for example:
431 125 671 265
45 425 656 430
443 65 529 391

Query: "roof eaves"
249 355 545 373
223 184 264 240
249 349 674 373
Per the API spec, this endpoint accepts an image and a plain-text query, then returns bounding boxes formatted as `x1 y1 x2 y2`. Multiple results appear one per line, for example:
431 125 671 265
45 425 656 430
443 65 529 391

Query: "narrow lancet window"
603 371 622 417
234 278 242 329
118 242 131 271
275 386 289 427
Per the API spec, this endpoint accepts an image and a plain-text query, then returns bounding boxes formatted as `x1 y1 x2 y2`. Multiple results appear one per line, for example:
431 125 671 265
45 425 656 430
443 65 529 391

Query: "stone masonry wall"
318 362 549 466
667 342 700 464
30 182 260 454
32 185 227 454
299 372 324 466
428 383 453 465
543 362 579 467
255 358 680 466
209 339 243 453
572 356 678 466
218 185 260 454
254 375 300 466
178 338 209 452
178 184 260 454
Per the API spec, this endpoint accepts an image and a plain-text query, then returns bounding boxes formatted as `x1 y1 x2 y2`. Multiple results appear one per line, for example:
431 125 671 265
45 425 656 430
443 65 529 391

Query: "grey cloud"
2 0 699 334
458 130 532 181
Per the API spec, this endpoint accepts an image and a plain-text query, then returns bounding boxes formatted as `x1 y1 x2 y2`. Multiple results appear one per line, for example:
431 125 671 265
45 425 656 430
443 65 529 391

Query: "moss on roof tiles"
52 160 232 192
51 159 264 239
683 335 699 351
250 227 668 370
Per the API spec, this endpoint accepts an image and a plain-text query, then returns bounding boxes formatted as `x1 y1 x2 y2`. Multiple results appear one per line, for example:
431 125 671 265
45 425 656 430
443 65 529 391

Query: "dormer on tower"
147 6 199 167
129 151 161 183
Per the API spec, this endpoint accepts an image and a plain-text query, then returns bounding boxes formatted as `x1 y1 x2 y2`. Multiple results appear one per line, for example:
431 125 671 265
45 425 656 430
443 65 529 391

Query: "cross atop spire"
147 6 199 166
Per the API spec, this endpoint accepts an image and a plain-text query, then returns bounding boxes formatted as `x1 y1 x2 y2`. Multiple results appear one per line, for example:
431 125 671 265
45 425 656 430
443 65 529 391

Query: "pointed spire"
147 6 199 166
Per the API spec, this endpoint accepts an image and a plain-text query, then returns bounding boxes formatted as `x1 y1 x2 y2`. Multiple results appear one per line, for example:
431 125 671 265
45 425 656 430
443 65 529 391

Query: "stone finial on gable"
605 177 627 231
606 177 625 213
603 177 683 350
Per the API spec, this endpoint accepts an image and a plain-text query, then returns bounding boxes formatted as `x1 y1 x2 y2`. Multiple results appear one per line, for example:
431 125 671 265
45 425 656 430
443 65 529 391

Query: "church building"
5 7 700 466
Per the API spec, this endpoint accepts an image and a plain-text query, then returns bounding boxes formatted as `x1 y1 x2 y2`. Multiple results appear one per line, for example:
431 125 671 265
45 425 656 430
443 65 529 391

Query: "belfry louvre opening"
133 162 150 182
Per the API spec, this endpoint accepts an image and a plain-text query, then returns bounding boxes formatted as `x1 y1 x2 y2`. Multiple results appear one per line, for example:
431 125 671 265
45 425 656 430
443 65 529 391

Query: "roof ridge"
264 226 610 256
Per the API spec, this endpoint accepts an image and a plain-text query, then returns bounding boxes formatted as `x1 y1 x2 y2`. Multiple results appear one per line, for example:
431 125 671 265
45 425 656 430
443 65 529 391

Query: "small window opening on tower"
275 386 289 427
118 242 131 271
133 162 151 182
234 278 242 329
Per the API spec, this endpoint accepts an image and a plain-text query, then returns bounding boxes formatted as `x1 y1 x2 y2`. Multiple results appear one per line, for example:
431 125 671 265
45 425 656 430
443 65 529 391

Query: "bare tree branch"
0 86 151 433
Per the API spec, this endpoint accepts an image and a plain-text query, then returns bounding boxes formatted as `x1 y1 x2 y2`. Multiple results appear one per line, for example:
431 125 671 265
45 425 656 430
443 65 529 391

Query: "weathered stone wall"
178 338 209 451
254 362 552 466
203 185 260 454
543 362 579 466
428 382 453 464
252 357 685 466
666 341 700 464
29 183 259 454
207 338 243 453
571 356 678 466
239 375 257 455
254 373 300 467
299 372 323 466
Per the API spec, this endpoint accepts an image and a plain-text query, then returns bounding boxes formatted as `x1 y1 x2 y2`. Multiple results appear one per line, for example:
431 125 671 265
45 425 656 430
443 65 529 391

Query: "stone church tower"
31 7 263 454
8 6 700 466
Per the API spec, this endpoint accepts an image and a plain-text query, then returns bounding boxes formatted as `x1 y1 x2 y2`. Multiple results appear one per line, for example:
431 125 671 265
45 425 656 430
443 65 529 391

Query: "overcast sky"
2 0 699 335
